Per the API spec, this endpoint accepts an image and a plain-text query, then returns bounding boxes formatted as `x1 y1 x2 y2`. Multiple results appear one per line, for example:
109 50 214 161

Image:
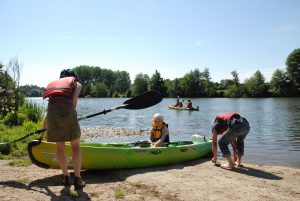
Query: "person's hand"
37 132 44 142
211 157 221 166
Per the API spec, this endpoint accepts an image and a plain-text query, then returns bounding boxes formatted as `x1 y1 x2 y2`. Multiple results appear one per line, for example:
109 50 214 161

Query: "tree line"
13 48 300 98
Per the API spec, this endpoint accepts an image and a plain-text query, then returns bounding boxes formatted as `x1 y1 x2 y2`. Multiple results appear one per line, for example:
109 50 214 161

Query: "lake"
28 97 300 168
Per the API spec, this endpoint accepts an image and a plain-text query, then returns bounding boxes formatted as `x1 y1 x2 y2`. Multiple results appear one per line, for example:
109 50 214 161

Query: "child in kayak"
148 113 170 147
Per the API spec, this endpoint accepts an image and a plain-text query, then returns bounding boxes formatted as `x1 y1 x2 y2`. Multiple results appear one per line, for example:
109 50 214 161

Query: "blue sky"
1 0 300 87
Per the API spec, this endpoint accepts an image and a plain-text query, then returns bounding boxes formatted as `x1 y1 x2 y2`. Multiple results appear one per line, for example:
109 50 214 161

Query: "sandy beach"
0 157 299 201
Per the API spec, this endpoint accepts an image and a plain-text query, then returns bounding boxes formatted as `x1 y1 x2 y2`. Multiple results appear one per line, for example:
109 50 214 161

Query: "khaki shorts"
46 108 81 142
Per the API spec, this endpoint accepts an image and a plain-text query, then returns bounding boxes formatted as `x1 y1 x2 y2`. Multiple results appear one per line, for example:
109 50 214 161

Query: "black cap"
60 69 80 82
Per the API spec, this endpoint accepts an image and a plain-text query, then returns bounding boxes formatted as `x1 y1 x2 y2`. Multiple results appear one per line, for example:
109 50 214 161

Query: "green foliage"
19 85 43 97
0 142 12 155
0 120 43 156
243 70 269 97
270 69 289 97
94 83 108 97
8 159 32 167
285 48 300 96
149 70 167 96
131 73 149 96
3 112 26 126
18 49 300 98
22 101 44 123
73 65 131 97
114 187 125 199
224 84 239 98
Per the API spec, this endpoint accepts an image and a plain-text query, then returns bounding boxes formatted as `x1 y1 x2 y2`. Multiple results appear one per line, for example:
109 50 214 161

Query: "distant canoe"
168 105 199 111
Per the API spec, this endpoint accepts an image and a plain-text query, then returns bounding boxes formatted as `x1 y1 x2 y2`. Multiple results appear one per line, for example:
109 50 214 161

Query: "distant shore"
0 158 299 201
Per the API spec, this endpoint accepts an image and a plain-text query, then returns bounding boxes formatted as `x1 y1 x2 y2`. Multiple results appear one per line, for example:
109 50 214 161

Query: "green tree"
132 73 149 96
180 69 206 97
149 70 167 97
244 70 269 97
223 70 241 97
231 70 240 86
30 89 41 97
202 68 215 96
285 48 300 96
113 71 131 94
94 83 108 97
269 69 289 97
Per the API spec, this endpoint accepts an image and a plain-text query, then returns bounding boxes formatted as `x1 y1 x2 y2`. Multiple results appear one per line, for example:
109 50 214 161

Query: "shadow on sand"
220 165 283 180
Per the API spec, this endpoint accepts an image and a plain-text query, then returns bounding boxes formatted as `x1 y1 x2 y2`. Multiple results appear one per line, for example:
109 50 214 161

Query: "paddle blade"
123 90 162 109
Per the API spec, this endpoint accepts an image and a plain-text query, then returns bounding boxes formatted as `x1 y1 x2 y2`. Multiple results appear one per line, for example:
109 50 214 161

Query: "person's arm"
38 117 47 141
148 129 154 144
211 129 218 164
73 82 82 108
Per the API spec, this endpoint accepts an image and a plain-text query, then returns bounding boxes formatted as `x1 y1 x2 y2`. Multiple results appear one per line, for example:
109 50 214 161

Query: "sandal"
62 175 71 187
74 177 86 190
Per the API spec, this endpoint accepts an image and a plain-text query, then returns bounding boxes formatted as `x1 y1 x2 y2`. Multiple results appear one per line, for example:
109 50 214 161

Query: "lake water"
28 97 300 168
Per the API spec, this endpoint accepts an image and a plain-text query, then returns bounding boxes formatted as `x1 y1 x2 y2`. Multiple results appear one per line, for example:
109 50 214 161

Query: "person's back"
174 99 180 107
39 69 85 190
186 100 192 108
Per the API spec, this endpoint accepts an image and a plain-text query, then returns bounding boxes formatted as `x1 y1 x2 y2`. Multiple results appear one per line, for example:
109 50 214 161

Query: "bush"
0 143 12 155
23 101 44 123
3 112 26 126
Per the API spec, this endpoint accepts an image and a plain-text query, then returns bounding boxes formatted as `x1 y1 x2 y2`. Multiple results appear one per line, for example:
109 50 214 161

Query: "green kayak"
28 139 212 169
168 105 200 111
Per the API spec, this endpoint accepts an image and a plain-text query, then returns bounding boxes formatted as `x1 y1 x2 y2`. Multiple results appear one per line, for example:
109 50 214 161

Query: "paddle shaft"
77 105 126 121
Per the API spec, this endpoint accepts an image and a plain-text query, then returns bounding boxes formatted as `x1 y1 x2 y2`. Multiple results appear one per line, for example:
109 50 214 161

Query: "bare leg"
231 141 237 162
71 139 81 177
56 142 69 176
235 155 243 167
70 139 81 177
70 139 85 190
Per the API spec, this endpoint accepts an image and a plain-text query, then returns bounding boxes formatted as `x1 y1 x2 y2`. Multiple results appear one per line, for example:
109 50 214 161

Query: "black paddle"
0 90 162 145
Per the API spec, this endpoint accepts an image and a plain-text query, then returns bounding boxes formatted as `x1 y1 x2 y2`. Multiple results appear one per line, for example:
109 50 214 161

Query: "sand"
0 157 299 201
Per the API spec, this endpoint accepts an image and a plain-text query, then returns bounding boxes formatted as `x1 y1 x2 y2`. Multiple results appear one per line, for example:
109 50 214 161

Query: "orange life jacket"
43 77 76 99
151 122 170 143
214 112 241 134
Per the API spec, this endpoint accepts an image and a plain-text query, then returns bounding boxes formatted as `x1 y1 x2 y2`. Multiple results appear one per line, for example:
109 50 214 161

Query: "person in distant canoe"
174 98 180 107
173 96 181 107
38 69 85 190
149 113 170 147
185 99 193 109
211 112 250 169
178 100 184 107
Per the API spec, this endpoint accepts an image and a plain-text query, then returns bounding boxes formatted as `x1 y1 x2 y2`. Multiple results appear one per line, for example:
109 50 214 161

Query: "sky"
1 0 300 87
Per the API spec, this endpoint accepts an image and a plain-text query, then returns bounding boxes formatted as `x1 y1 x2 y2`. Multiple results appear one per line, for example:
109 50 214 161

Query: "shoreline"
0 158 299 201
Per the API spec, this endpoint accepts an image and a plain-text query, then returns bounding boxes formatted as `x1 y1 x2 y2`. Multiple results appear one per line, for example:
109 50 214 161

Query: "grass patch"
115 186 125 199
0 121 44 157
8 159 32 167
90 191 103 197
16 177 32 184
70 189 79 197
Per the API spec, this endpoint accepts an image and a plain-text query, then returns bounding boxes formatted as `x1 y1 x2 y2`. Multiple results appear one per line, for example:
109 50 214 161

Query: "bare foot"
235 162 244 167
221 163 234 170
